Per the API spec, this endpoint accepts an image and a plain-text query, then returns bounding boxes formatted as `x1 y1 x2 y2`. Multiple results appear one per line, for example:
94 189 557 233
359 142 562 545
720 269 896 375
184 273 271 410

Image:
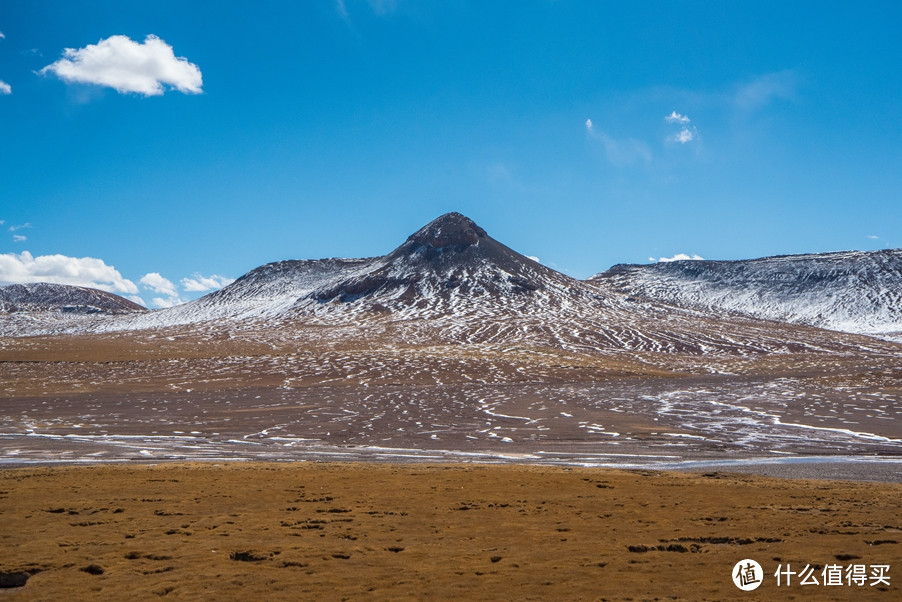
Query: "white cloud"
9 222 31 232
148 296 181 308
867 234 879 240
526 256 540 264
181 273 234 292
0 250 139 294
671 128 695 143
140 272 187 308
652 253 705 263
734 70 797 111
0 31 6 94
12 235 26 242
585 119 652 167
140 272 178 297
40 34 203 96
126 295 147 307
665 111 690 124
663 111 697 144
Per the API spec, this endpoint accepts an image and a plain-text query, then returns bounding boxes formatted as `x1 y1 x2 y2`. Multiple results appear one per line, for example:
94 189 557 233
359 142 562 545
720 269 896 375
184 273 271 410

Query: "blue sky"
1 1 900 306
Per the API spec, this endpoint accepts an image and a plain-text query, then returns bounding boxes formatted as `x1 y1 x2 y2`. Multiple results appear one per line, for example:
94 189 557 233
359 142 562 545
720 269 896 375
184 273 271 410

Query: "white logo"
733 559 763 591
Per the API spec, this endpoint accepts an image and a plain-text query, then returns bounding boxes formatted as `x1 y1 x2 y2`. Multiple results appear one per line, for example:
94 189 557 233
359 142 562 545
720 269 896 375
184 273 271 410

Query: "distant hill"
0 282 146 315
589 250 902 342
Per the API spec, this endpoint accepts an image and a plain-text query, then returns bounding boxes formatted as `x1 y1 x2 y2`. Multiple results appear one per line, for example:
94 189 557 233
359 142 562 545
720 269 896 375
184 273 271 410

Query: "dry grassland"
1 462 900 600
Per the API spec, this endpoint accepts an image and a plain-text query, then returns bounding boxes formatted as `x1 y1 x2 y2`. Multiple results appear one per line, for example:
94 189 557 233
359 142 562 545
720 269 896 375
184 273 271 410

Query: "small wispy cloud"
9 223 31 232
585 118 652 167
665 111 690 125
12 235 26 242
867 235 879 240
663 111 697 144
40 34 203 96
367 0 399 14
336 0 400 18
181 273 234 292
0 32 8 95
650 253 704 263
734 70 798 111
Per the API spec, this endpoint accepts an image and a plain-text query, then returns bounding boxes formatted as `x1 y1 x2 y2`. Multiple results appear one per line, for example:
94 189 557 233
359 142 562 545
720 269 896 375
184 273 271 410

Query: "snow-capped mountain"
0 282 145 315
2 214 899 355
590 250 902 341
48 212 889 355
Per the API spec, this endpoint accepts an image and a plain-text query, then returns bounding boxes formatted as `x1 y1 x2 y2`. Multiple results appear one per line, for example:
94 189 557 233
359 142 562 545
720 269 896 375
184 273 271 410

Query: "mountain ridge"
591 248 902 342
2 214 901 354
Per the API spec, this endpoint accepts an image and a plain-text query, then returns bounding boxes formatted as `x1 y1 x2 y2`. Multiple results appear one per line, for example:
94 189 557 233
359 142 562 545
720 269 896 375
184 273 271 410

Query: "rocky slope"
590 250 902 341
0 282 145 315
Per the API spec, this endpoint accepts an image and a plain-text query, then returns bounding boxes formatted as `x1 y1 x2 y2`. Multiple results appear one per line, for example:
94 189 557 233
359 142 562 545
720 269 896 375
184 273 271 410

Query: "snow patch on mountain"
590 249 902 342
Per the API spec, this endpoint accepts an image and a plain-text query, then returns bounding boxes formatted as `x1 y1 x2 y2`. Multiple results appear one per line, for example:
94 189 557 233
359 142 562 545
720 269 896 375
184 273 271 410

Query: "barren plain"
1 285 901 599
2 325 900 473
2 462 901 600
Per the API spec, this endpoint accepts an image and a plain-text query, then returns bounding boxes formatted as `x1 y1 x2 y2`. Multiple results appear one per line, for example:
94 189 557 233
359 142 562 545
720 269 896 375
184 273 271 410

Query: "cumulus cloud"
671 128 695 143
585 118 652 167
140 272 178 297
665 111 690 124
140 272 187 308
0 250 139 294
663 111 697 144
40 34 203 96
181 273 234 292
148 296 182 309
650 253 705 263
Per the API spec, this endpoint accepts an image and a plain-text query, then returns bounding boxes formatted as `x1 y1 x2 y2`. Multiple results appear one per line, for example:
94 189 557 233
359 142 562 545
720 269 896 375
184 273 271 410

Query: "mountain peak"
407 212 488 250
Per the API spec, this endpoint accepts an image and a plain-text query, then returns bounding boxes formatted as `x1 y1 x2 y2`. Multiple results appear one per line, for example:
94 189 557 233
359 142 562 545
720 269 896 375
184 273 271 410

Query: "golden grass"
1 462 899 600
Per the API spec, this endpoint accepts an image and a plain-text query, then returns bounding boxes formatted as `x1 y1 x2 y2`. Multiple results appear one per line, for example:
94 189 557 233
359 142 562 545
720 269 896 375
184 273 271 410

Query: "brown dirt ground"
0 462 899 601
